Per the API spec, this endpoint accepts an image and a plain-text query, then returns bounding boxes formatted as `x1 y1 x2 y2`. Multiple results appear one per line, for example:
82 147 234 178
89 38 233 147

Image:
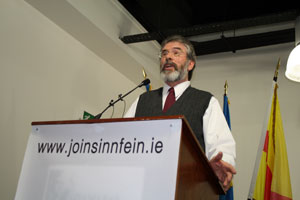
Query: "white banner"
15 119 183 200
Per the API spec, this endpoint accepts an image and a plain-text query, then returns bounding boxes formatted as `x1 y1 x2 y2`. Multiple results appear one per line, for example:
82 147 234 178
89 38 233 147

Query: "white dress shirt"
124 81 236 167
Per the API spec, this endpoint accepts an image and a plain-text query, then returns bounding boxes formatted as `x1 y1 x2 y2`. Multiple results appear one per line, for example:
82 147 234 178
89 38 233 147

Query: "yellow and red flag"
252 82 293 200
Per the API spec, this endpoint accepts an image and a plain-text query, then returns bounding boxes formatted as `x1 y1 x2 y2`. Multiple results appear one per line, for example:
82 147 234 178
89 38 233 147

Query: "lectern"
15 115 224 200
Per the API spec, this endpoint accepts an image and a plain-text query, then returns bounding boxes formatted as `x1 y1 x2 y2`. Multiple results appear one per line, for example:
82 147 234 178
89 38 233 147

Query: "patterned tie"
163 87 175 112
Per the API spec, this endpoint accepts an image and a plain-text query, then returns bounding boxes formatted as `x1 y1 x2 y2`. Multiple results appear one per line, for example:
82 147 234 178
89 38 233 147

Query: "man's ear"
188 60 195 71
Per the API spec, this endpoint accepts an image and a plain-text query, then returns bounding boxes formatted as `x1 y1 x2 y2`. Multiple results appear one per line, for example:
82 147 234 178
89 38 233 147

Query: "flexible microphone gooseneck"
94 79 150 119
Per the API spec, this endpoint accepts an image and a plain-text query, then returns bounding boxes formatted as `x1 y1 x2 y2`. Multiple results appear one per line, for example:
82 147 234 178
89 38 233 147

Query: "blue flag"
223 94 231 129
145 83 152 91
219 93 234 200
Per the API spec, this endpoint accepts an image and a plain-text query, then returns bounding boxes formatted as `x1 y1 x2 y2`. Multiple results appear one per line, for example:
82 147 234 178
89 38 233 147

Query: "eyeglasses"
159 48 185 59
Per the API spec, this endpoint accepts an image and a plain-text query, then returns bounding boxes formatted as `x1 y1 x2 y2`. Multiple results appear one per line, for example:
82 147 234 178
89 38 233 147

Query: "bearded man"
125 35 236 191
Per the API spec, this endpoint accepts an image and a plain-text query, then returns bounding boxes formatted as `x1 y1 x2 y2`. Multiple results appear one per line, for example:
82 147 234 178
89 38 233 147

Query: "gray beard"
160 62 189 82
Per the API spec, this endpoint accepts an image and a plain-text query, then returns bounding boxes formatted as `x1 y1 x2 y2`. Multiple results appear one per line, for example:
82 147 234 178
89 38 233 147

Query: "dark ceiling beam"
120 10 299 44
118 0 157 32
192 28 295 55
118 0 193 35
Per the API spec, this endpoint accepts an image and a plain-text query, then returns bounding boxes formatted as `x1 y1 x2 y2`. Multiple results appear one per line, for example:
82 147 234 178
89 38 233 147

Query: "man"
125 35 236 191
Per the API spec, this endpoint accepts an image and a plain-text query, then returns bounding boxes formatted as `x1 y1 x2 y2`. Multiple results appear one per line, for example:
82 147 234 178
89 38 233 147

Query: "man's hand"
209 152 236 191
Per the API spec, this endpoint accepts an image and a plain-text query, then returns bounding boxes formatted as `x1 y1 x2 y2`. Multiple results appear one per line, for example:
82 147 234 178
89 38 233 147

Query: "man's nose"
165 54 173 61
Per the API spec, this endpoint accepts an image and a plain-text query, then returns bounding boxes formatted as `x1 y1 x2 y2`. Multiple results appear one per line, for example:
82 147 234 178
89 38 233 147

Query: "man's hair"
160 35 196 80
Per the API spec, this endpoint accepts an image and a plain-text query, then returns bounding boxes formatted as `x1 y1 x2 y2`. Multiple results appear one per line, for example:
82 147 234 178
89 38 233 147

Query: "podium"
15 115 224 200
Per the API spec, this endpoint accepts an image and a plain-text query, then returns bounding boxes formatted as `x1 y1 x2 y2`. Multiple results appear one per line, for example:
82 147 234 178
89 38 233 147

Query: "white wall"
192 43 300 199
24 0 162 88
1 0 300 199
0 0 152 199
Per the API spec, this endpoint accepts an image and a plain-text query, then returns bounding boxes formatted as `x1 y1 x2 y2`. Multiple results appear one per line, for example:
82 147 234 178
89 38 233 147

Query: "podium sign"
15 118 183 200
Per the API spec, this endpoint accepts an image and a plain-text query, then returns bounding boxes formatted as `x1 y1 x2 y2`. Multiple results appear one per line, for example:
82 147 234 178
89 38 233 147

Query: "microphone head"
139 79 150 87
143 78 150 85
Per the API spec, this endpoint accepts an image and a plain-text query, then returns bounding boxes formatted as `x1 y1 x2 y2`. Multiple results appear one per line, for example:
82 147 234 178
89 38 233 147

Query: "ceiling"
118 0 300 55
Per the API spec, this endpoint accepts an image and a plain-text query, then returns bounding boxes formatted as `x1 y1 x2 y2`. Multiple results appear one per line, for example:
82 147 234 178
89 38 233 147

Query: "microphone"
94 79 151 119
138 78 150 87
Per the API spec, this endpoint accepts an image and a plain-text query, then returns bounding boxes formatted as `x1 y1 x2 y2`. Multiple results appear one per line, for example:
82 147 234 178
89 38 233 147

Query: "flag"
83 111 95 120
251 82 292 200
223 92 231 129
219 81 234 200
145 82 152 91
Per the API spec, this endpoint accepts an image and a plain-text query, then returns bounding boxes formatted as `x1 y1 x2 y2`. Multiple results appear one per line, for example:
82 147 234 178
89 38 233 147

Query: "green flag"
83 111 95 120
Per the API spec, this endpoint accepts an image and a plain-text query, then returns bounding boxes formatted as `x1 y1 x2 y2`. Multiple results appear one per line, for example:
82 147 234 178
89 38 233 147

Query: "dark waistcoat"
135 86 212 151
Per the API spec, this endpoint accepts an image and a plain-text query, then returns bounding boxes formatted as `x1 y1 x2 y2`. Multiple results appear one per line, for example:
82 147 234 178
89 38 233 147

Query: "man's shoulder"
188 86 213 97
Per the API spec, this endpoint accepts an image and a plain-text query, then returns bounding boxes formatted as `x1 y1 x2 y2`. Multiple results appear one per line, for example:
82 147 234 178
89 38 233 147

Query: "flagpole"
273 58 280 82
224 80 228 95
220 80 234 200
247 59 280 199
142 68 147 79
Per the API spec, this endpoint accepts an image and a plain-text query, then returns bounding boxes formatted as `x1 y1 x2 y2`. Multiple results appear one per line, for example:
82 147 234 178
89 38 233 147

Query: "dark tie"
163 87 175 112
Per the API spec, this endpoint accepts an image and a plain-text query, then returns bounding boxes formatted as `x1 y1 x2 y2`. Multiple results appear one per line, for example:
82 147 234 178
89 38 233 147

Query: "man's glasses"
159 48 185 59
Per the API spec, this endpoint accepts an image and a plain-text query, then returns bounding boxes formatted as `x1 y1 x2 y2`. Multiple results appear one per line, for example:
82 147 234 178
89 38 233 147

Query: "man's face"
160 41 194 83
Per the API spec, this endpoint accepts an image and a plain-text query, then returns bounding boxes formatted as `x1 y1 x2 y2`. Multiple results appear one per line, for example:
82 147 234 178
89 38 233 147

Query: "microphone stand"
94 80 149 119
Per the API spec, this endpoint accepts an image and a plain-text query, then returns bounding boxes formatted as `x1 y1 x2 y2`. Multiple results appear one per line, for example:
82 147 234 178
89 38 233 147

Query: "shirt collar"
163 81 191 99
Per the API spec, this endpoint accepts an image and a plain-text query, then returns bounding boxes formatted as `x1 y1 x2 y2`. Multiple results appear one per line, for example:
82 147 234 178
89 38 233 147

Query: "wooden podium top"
32 115 186 126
